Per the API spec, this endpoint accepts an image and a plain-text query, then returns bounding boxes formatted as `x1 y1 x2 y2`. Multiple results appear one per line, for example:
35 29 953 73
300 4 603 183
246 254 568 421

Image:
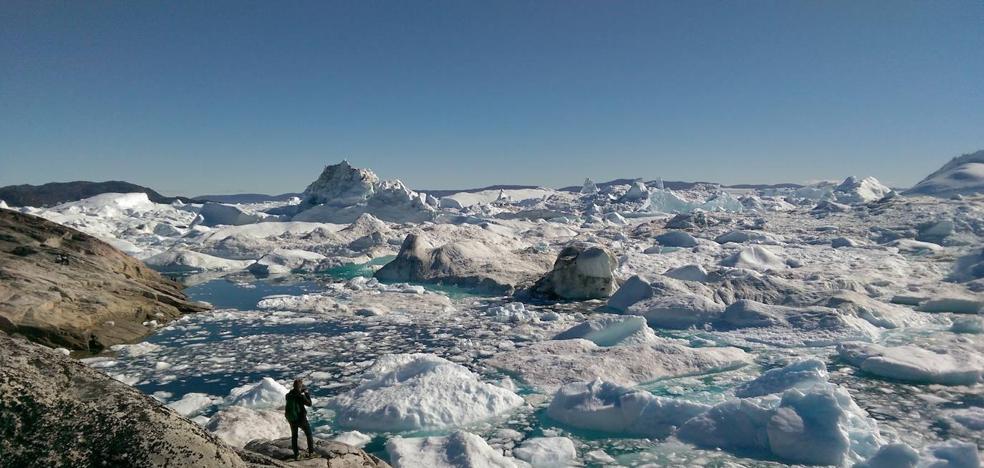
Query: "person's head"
293 379 303 391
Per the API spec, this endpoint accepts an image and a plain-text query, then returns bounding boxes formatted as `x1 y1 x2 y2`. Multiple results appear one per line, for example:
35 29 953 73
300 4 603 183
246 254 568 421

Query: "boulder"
0 210 209 351
529 243 617 300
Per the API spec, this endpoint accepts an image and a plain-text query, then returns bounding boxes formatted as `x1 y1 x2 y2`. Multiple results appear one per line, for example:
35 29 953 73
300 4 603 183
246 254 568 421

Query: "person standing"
284 379 314 460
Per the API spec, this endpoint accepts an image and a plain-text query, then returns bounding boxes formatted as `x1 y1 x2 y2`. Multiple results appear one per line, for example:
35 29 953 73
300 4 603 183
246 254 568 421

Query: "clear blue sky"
2 1 982 196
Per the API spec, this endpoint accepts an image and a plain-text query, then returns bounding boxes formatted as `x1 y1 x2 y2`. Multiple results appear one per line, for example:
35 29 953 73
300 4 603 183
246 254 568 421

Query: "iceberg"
546 379 708 438
331 353 523 431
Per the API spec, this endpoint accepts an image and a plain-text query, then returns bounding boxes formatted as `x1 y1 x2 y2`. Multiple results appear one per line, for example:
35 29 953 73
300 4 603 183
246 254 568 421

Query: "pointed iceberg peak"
302 161 380 207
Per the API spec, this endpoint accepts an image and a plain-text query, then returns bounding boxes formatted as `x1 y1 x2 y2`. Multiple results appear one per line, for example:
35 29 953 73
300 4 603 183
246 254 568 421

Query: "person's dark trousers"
290 418 314 458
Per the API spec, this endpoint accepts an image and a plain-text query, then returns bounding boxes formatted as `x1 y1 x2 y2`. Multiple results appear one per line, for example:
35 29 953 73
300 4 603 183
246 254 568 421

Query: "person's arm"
302 390 312 407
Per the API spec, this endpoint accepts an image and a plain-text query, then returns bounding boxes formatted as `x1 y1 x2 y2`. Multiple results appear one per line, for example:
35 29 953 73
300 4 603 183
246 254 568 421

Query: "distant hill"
192 193 301 204
0 181 192 208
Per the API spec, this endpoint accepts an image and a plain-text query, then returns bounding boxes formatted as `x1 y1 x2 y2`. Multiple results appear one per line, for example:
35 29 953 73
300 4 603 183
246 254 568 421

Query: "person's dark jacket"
285 388 312 421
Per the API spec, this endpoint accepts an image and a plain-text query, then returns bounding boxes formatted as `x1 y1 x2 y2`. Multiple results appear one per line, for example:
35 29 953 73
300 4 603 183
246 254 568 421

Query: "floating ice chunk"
857 440 983 468
834 176 893 204
720 246 787 271
663 264 708 283
654 231 698 248
917 295 983 314
512 437 576 467
679 383 882 466
166 392 219 417
624 294 724 329
854 443 920 468
546 379 708 438
487 302 539 324
257 292 341 313
205 405 290 448
110 341 160 357
553 316 656 346
606 275 654 311
331 353 523 431
333 430 373 448
198 202 265 227
386 431 525 468
734 359 828 398
922 440 983 467
837 342 984 385
144 248 251 273
887 239 943 254
951 316 984 334
948 407 984 431
228 377 289 409
714 230 774 244
489 337 749 392
247 248 326 276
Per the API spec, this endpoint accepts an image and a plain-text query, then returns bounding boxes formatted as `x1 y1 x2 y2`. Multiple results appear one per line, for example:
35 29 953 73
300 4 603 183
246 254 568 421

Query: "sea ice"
488 337 748 392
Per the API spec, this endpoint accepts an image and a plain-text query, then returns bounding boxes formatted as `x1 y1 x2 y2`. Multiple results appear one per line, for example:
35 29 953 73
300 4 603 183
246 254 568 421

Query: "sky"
1 1 983 196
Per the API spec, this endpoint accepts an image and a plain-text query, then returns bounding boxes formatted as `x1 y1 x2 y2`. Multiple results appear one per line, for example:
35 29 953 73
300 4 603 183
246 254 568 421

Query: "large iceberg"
292 161 436 223
678 383 882 466
331 353 524 431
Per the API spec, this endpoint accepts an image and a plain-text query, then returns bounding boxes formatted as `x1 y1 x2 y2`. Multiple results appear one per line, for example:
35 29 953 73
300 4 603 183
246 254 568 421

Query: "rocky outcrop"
0 209 208 351
245 438 390 467
374 233 549 293
529 242 617 300
0 333 387 468
0 332 247 467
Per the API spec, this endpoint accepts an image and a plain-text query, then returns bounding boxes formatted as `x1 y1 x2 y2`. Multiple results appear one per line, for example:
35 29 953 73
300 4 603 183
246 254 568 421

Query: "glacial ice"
512 437 577 467
837 341 984 385
678 382 882 466
205 405 291 448
331 353 524 431
546 379 708 438
386 431 525 468
228 377 289 409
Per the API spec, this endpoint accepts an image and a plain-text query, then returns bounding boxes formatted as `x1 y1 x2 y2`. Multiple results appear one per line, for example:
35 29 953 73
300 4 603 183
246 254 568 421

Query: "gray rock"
244 438 390 468
0 333 247 467
530 242 617 300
